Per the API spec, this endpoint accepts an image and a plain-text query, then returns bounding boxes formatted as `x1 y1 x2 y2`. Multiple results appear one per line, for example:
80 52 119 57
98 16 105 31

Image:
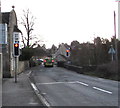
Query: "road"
30 65 119 107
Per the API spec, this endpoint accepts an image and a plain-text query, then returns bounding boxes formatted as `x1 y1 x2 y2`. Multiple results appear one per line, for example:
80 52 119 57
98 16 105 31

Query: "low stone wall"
18 61 29 74
64 63 97 74
64 64 83 74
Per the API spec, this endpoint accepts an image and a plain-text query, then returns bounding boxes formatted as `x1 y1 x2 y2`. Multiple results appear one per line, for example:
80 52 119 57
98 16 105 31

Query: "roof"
2 11 22 33
2 12 10 24
14 25 22 33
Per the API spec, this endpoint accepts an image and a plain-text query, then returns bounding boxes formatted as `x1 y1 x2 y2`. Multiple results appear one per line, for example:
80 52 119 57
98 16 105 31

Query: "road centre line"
93 86 112 94
76 81 89 86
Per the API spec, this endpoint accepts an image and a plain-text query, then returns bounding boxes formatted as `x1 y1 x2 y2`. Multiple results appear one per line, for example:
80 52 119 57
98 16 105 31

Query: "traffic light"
14 43 19 56
66 49 70 56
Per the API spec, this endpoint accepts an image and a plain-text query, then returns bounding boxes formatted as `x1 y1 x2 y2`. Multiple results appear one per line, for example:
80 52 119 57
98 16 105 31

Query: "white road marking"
37 81 77 85
93 86 112 94
30 82 51 107
37 81 89 87
29 102 39 105
27 70 32 76
37 93 51 107
41 93 47 95
76 81 89 86
31 83 39 93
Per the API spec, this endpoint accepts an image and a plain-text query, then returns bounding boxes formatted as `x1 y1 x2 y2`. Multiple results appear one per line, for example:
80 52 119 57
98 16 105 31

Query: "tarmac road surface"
30 65 119 107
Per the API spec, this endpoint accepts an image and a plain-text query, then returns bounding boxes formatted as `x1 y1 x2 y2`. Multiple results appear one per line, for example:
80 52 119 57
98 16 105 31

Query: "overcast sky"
1 0 118 48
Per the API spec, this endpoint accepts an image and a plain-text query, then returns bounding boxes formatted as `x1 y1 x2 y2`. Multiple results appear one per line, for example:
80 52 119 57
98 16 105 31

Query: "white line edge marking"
31 83 38 91
27 70 32 76
37 93 50 107
93 86 112 94
30 82 51 107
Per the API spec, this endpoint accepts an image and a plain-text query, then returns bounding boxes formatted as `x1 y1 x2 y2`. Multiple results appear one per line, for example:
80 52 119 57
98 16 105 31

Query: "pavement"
2 69 44 107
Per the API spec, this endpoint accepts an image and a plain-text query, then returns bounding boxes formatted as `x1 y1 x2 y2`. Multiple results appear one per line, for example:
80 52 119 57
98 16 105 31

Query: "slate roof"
2 12 21 33
14 25 22 33
2 12 10 24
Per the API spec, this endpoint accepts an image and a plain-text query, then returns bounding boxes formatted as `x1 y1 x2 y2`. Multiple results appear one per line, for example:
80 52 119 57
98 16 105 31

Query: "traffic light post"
14 56 18 83
13 29 21 83
14 43 19 83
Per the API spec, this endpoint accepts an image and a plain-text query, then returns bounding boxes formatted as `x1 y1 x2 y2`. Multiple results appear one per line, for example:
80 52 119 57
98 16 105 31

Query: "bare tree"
21 9 40 48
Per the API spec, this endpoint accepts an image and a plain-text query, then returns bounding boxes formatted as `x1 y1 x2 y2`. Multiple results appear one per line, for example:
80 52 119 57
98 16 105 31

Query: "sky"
1 0 118 48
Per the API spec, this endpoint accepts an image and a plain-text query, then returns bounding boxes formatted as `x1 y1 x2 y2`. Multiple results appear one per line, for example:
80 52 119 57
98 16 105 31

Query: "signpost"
108 45 115 61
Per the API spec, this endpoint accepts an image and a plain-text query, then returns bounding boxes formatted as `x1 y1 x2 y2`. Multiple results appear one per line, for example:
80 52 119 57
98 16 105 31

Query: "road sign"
108 46 115 61
108 47 115 54
13 32 20 43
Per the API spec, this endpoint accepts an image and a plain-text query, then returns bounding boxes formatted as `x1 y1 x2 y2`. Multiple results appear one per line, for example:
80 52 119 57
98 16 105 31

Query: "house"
55 43 70 66
0 7 21 77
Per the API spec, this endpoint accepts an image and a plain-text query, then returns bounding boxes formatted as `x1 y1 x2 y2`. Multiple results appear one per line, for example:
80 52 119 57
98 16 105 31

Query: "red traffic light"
14 43 19 56
66 50 70 52
14 43 19 47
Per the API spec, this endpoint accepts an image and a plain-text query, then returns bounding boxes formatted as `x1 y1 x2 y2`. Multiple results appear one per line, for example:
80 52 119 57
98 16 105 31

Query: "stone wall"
18 61 29 74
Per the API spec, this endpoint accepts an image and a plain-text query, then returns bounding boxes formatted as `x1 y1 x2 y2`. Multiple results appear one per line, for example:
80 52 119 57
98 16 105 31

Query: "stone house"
55 43 70 64
1 8 21 77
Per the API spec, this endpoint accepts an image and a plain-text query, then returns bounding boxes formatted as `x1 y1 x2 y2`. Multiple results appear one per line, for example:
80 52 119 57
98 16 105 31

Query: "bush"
96 61 118 80
19 47 34 61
